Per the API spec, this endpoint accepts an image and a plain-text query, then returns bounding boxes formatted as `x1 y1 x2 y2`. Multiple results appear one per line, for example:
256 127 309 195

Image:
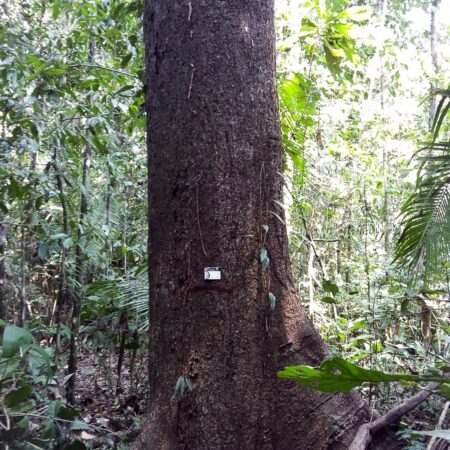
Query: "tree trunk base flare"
136 1 401 449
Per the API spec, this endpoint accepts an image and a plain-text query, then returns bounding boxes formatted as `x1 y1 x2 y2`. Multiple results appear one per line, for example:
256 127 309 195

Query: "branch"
349 382 441 450
299 213 328 279
68 63 140 80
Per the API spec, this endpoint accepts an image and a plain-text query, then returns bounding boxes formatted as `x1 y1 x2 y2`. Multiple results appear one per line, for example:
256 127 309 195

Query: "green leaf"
70 421 91 430
440 384 450 400
268 292 276 310
321 296 336 304
394 89 450 277
323 280 339 295
64 440 87 450
41 420 57 439
114 84 135 96
4 384 32 407
260 247 270 269
8 399 35 413
52 0 61 19
350 320 366 332
38 242 49 260
63 237 73 249
121 53 133 68
2 325 32 357
339 6 371 22
332 23 356 38
172 375 193 401
324 44 341 75
47 400 61 418
411 430 450 441
57 405 78 421
299 24 318 37
278 357 450 393
43 66 67 76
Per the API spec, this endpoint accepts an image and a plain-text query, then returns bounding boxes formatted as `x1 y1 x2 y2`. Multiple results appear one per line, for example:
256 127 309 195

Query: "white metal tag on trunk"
204 267 221 280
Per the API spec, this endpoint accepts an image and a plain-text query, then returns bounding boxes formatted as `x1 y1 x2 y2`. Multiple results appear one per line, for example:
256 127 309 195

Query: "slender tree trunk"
378 0 390 255
52 145 70 356
66 139 91 404
0 224 6 320
307 243 315 319
345 219 352 284
135 2 397 449
66 40 95 405
19 224 27 325
429 0 440 128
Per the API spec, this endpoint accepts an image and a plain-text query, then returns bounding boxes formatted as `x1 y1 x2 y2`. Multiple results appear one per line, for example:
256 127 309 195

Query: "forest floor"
73 351 148 447
71 350 447 449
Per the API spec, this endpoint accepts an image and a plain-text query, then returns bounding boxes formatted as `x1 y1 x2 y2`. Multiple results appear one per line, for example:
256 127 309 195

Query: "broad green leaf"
260 247 270 269
63 237 73 249
121 53 133 68
172 375 193 401
440 384 450 400
411 430 450 441
321 296 336 304
52 0 61 19
43 66 67 76
8 399 35 413
4 384 32 407
323 280 339 295
349 320 366 332
2 325 33 357
38 242 49 260
324 45 341 75
115 84 135 96
299 25 318 38
332 23 356 38
64 440 87 450
47 400 61 418
324 42 345 58
268 292 276 310
339 6 371 22
70 421 91 430
57 405 79 420
42 420 57 439
278 357 450 393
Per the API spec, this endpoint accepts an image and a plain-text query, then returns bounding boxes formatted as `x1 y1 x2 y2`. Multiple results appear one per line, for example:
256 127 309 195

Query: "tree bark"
135 1 398 449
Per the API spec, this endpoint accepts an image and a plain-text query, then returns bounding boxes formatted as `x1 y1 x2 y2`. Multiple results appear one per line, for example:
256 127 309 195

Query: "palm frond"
87 264 149 329
394 89 450 276
279 74 318 178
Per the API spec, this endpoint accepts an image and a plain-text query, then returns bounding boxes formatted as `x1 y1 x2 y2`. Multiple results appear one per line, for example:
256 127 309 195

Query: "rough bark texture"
135 1 399 449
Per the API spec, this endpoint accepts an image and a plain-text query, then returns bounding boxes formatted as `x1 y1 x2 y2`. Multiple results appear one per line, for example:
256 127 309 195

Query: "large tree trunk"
135 1 397 449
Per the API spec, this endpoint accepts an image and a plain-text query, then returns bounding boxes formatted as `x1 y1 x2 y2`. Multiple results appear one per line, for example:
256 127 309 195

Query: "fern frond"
87 264 149 329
